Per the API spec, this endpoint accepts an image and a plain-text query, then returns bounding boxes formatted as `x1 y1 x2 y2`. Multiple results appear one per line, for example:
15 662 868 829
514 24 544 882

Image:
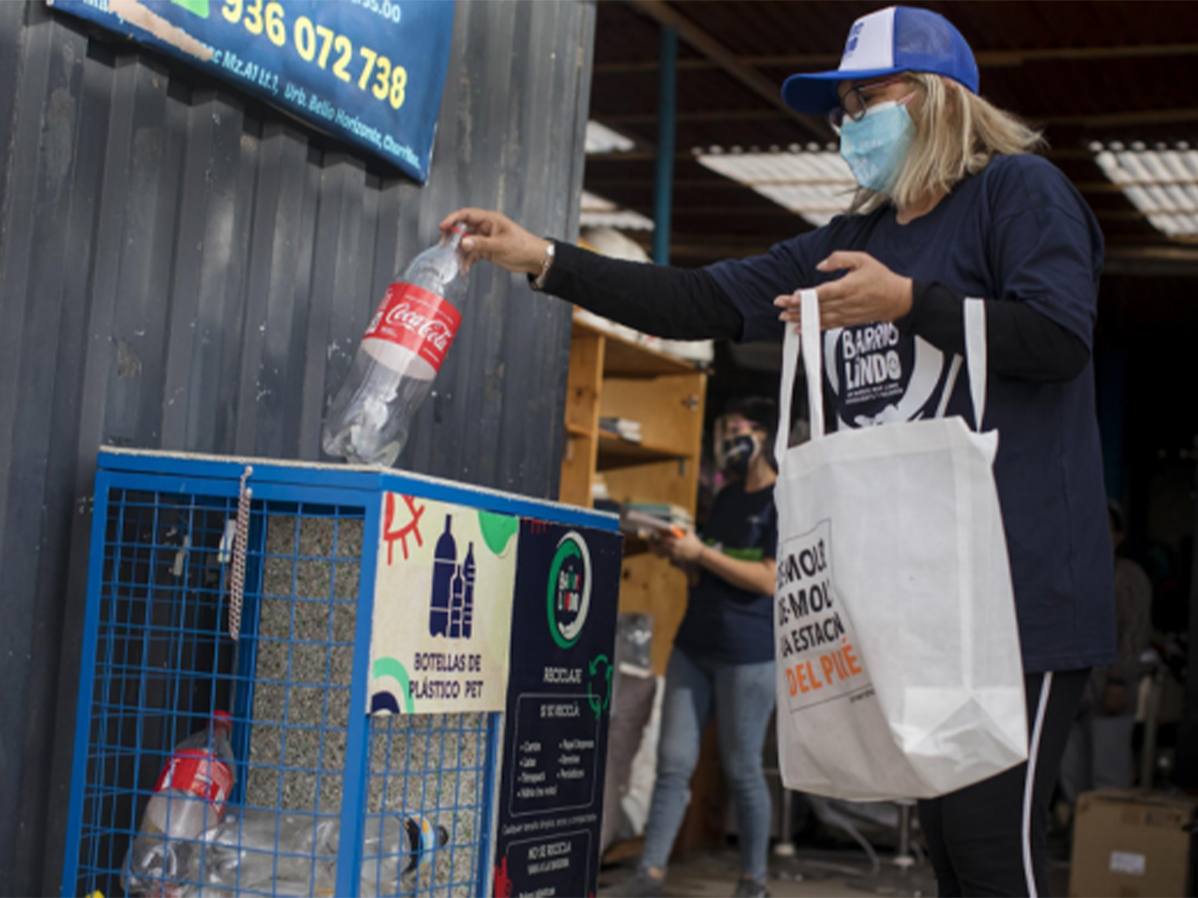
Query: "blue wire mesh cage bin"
63 449 623 898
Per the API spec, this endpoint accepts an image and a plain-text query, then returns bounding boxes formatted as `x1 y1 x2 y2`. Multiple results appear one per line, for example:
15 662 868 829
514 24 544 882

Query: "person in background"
442 6 1116 894
1059 502 1152 801
612 398 780 898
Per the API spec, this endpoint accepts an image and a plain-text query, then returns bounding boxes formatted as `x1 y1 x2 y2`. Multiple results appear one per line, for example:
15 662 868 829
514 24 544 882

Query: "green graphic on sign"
478 511 518 556
370 656 415 714
170 0 210 18
587 654 613 719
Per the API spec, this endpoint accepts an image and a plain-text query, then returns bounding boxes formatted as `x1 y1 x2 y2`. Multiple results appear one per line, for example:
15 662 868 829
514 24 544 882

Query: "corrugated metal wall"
0 0 595 890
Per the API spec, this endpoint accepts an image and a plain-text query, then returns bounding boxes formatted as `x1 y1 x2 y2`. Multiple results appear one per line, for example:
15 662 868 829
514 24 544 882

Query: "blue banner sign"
47 0 454 182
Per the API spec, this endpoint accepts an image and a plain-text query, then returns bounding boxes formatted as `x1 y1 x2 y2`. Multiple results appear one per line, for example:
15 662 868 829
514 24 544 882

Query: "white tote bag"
773 291 1027 801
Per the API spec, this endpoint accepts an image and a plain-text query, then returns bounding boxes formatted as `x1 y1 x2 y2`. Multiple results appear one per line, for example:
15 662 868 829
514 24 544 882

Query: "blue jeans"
640 647 777 880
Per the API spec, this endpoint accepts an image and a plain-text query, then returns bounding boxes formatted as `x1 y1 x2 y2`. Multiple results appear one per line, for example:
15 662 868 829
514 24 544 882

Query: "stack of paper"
599 417 643 443
626 502 693 529
592 474 610 501
619 502 694 539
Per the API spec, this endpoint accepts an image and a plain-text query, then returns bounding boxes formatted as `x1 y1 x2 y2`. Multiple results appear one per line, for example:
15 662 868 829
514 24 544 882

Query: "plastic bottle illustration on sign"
369 503 519 716
462 544 476 638
430 513 477 641
449 556 465 637
430 515 456 636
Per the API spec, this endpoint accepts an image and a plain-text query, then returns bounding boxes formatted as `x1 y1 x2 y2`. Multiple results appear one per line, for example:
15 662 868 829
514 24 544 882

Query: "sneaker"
732 877 770 898
606 870 665 897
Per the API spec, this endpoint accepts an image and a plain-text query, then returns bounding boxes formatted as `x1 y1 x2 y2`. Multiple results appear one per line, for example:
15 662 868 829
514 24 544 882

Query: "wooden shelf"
604 337 696 378
560 309 714 864
560 307 705 675
596 432 688 470
572 316 697 378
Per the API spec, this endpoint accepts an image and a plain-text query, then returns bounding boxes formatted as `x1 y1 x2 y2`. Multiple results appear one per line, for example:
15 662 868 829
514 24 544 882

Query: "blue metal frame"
336 490 384 897
61 468 113 896
475 711 504 891
100 471 377 515
96 450 620 534
63 450 618 897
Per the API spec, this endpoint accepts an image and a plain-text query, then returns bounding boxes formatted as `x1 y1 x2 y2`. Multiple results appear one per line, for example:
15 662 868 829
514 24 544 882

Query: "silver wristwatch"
532 240 556 291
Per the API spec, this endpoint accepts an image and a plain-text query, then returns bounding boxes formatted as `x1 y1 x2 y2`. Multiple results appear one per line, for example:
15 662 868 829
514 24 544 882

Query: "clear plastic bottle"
332 812 449 897
322 226 471 467
123 711 237 897
193 807 448 896
198 807 339 894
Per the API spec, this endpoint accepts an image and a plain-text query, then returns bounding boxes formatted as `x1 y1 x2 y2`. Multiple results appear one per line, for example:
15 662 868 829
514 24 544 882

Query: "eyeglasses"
827 76 911 130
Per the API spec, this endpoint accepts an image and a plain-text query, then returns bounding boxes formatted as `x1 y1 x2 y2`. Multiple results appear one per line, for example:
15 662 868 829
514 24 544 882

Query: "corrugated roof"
586 120 637 154
1093 142 1198 238
580 190 655 231
585 1 1198 267
697 149 854 227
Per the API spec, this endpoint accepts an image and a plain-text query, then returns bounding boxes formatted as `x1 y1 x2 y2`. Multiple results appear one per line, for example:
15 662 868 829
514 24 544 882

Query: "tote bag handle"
776 291 824 462
775 291 989 462
963 298 987 431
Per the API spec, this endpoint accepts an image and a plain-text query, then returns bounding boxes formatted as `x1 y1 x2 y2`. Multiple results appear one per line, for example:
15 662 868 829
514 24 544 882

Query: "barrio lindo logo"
547 531 592 649
776 521 871 709
363 281 463 371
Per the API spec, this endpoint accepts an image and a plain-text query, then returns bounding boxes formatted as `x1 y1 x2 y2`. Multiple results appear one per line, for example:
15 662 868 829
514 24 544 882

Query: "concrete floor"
598 847 1073 898
598 848 935 898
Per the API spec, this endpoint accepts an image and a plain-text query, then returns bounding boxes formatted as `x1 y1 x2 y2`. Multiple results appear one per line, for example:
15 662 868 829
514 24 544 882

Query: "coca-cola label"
363 283 462 372
154 749 234 817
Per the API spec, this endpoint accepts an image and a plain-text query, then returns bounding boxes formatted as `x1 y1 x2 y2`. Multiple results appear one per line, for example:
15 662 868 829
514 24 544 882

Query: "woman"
620 399 780 898
444 7 1115 896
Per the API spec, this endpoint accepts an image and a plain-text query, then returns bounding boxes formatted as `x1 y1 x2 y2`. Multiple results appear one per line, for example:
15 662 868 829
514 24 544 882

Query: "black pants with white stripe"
918 669 1089 897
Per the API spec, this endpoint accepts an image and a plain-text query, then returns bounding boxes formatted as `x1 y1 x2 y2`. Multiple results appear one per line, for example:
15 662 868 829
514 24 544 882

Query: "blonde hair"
848 73 1046 214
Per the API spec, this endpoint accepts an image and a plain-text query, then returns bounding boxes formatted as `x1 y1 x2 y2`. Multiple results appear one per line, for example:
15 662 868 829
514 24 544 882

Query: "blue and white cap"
782 6 979 115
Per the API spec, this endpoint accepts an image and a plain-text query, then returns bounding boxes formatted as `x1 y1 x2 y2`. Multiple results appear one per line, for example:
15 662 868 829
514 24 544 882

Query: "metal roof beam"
585 147 1097 162
587 178 848 189
595 42 1198 74
604 109 791 125
1105 245 1198 277
616 206 1166 223
600 106 1198 129
585 150 696 162
625 0 826 140
1045 107 1198 129
633 206 842 216
586 179 1179 194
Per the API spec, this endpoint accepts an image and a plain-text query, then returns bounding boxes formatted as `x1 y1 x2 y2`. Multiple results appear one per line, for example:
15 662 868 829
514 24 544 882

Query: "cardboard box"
1069 789 1198 897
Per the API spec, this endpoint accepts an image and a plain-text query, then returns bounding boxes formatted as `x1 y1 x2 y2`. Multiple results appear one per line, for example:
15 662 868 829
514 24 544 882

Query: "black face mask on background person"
719 434 757 477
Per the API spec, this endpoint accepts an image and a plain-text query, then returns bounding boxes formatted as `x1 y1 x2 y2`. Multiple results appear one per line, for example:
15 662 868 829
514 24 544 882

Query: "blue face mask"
838 100 915 193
